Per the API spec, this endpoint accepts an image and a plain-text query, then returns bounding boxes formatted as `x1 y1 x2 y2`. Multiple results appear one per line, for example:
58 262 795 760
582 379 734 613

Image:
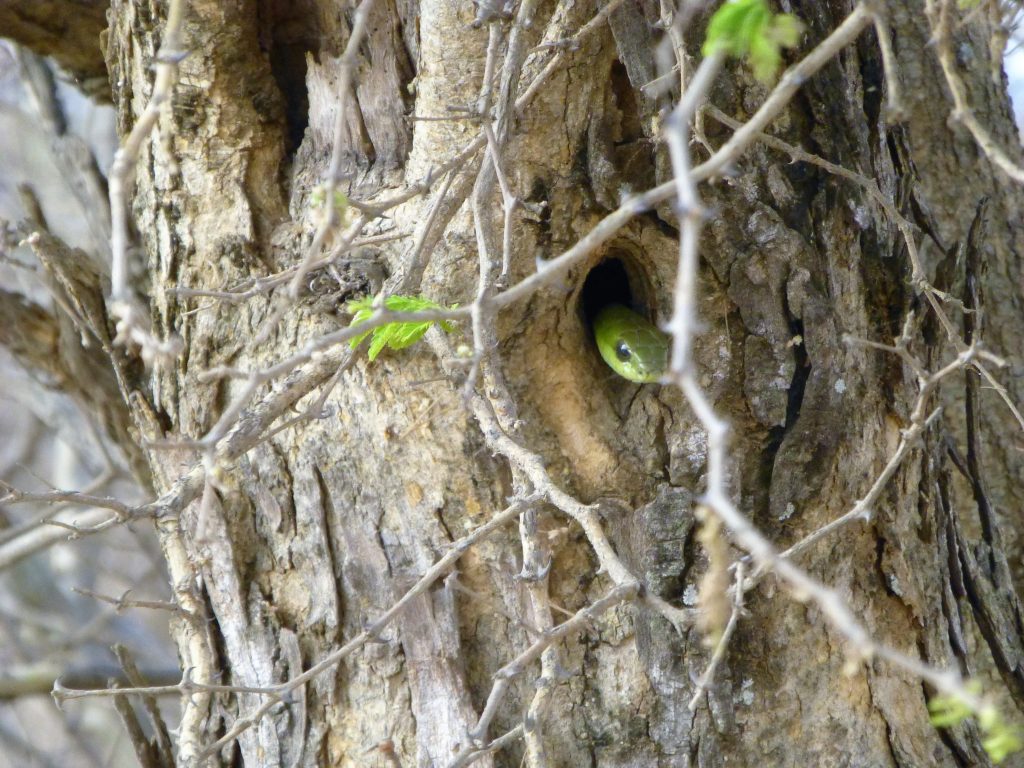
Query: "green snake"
593 304 670 383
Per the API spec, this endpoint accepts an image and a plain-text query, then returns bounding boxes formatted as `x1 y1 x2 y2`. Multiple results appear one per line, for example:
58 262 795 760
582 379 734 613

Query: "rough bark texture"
5 0 1024 766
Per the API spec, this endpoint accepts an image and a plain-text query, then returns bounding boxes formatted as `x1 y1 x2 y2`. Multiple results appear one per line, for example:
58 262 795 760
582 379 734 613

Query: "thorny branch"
699 103 1024 433
0 481 147 570
928 0 1024 184
449 582 641 767
195 4 677 757
0 481 136 520
169 0 639 470
775 331 976 565
177 0 631 311
662 0 992 729
519 504 557 767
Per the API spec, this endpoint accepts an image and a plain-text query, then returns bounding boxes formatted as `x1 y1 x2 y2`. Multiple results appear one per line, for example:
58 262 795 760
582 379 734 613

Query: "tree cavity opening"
261 0 321 156
580 253 657 335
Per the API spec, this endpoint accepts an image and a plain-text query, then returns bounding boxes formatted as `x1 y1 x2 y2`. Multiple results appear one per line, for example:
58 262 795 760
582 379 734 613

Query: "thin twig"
107 0 186 363
255 0 377 340
868 3 907 122
775 344 971 564
688 562 746 710
929 0 1024 184
519 504 556 767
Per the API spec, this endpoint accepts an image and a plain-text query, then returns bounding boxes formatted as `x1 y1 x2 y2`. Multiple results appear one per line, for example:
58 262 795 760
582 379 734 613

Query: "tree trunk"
7 0 1024 766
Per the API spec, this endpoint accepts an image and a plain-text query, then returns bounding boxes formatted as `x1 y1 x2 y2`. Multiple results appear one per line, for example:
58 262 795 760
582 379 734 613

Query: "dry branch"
107 0 186 363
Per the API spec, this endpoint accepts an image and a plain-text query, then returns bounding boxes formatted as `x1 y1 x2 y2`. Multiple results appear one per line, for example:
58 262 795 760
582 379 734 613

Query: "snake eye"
615 341 632 362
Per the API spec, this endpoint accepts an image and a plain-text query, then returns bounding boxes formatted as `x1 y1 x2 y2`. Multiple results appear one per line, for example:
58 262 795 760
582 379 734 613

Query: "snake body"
593 304 669 383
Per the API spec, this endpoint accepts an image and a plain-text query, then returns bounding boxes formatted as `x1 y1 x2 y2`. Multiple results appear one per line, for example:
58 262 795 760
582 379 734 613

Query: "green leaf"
347 295 455 362
311 186 349 215
928 697 970 728
985 728 1023 764
928 687 1023 764
748 33 780 82
702 0 804 82
979 705 1001 732
767 13 803 48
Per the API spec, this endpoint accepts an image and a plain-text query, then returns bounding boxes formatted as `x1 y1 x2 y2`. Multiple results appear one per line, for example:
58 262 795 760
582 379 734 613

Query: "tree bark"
5 0 1024 766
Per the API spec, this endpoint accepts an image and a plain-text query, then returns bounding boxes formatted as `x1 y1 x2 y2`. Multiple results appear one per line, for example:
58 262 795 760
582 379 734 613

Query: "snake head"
593 304 669 384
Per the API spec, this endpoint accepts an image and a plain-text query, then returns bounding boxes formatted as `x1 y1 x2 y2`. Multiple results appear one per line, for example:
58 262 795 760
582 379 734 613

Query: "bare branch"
662 0 986 722
458 582 640 756
107 0 186 364
72 588 180 614
929 0 1024 184
867 3 907 122
0 664 179 700
688 562 746 711
519 504 557 767
774 343 971 564
700 104 1024 433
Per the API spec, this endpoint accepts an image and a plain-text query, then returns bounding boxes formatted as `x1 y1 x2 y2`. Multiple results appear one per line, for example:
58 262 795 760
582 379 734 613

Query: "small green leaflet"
347 295 455 361
927 690 975 728
310 185 349 214
929 684 1023 764
702 0 803 82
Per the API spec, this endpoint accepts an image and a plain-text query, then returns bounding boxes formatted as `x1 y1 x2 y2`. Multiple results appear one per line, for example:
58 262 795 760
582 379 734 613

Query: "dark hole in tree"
582 258 633 331
260 0 320 156
580 255 655 341
270 44 310 154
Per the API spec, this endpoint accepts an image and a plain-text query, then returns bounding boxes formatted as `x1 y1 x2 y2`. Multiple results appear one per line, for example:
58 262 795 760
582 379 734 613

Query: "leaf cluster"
929 684 1023 764
347 295 456 362
702 0 803 82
